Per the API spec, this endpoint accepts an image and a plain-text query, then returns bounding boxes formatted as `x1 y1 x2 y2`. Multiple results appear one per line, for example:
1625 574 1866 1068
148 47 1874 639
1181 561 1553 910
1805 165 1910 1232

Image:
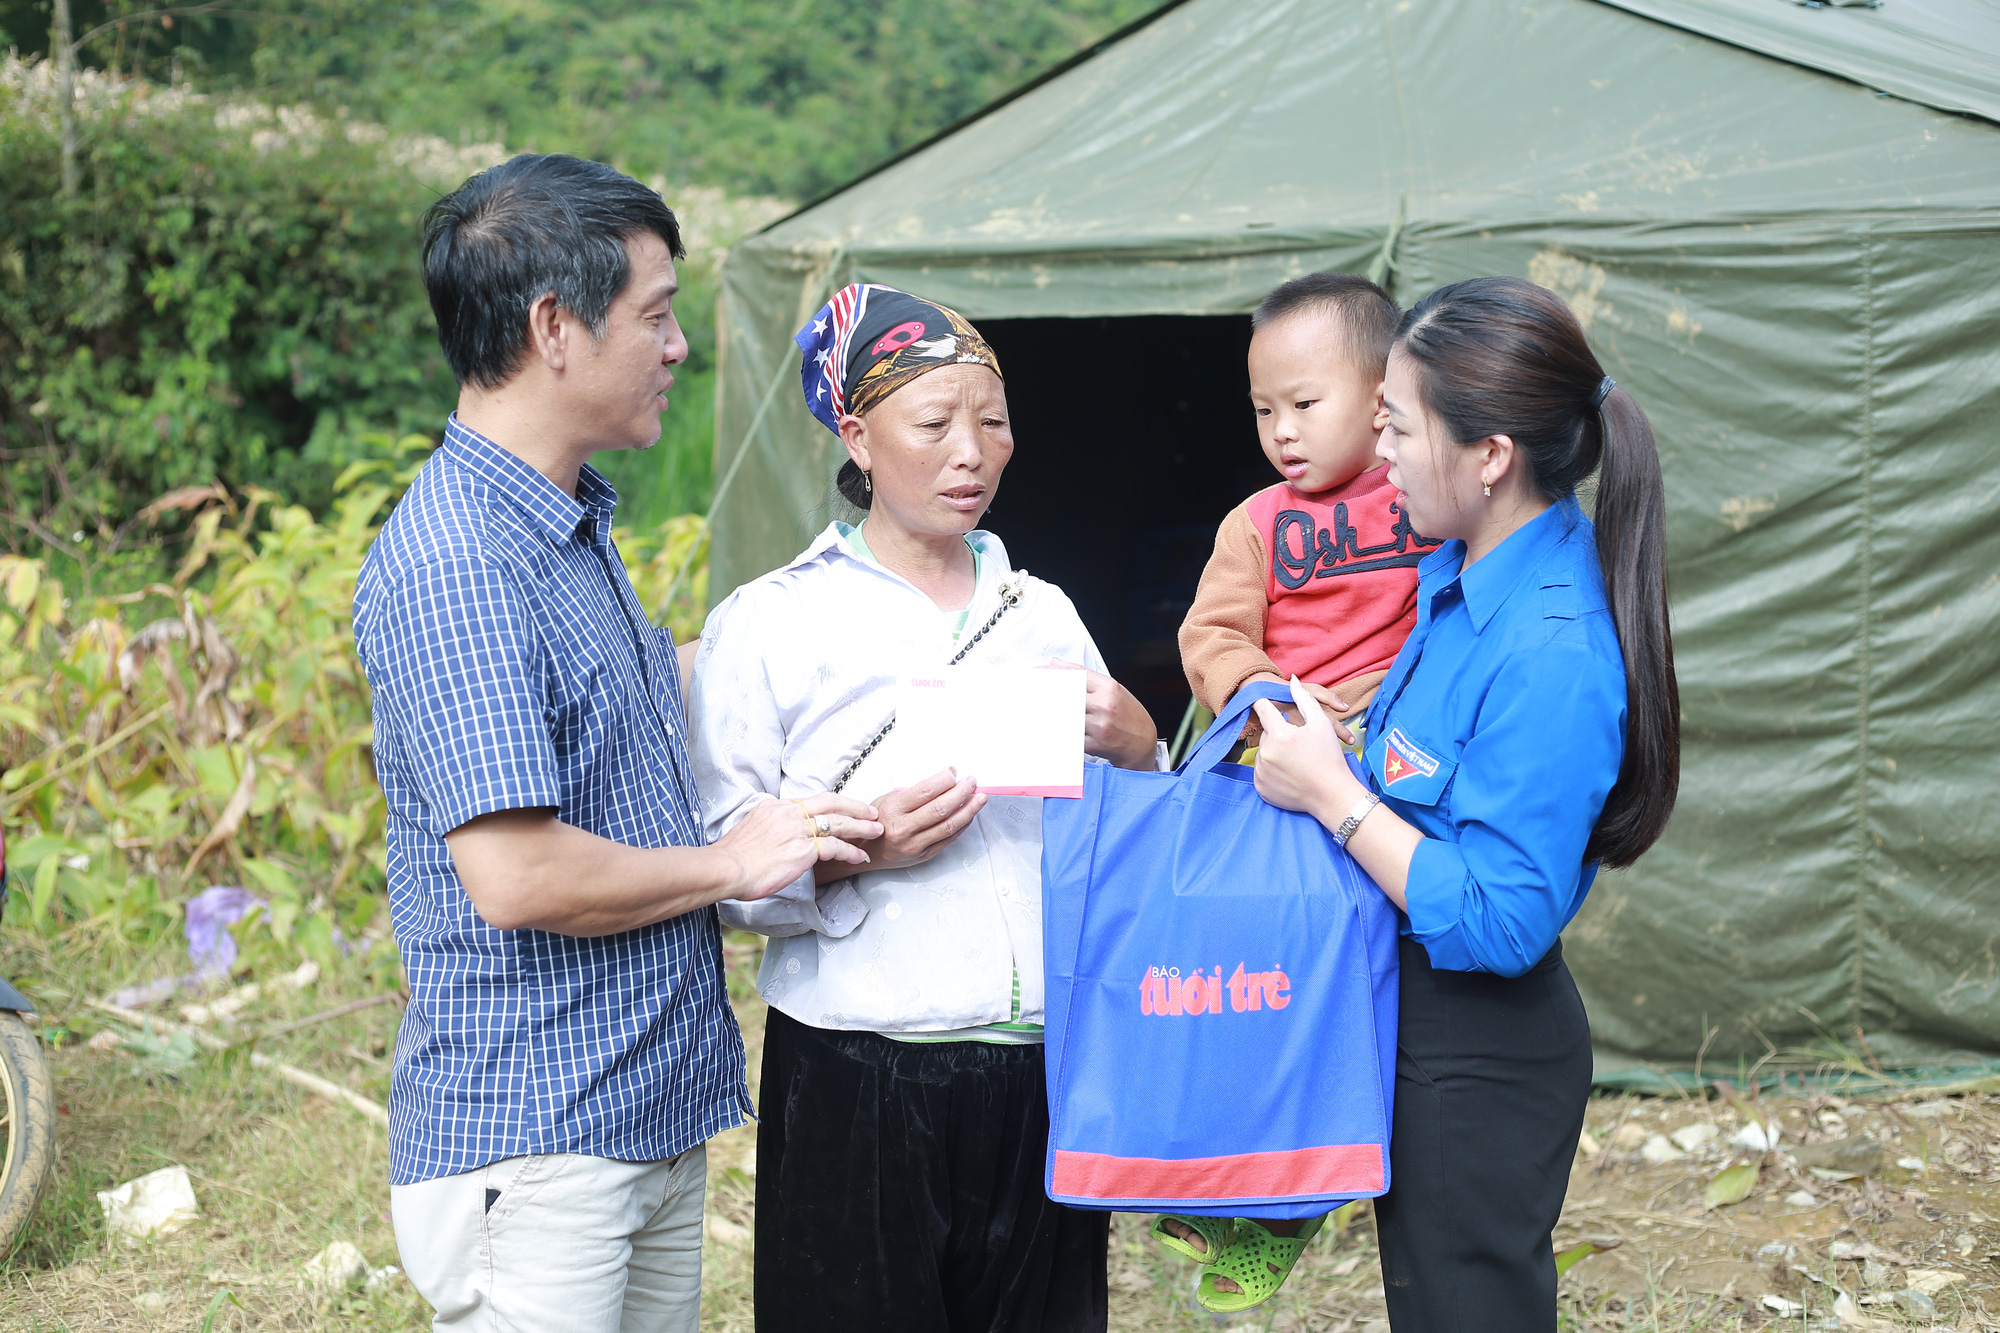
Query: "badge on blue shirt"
1367 725 1457 807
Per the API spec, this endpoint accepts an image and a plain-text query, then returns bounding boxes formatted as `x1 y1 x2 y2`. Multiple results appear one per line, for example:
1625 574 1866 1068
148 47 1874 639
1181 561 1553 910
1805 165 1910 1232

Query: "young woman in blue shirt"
1251 276 1680 1330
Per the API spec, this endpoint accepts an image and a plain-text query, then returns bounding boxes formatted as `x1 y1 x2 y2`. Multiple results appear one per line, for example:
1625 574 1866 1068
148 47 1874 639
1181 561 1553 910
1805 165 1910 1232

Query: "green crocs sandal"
1149 1213 1233 1264
1195 1215 1326 1313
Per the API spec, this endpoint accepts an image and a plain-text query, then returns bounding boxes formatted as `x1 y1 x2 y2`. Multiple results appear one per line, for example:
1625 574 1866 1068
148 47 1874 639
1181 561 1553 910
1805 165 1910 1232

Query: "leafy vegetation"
0 65 461 543
1 0 1164 201
0 449 706 965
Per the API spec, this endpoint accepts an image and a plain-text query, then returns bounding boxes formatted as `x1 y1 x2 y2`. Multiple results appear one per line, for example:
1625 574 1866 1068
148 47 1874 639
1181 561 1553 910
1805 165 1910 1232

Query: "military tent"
709 0 2000 1082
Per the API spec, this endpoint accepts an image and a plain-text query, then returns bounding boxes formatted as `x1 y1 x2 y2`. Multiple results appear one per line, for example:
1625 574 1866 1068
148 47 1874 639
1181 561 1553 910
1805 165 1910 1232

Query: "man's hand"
715 792 881 901
1050 660 1159 771
448 793 881 936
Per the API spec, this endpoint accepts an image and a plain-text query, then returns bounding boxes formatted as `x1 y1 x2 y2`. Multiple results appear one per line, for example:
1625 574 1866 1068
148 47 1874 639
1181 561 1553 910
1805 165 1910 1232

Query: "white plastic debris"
1669 1122 1719 1152
364 1264 402 1293
1784 1189 1820 1207
1895 1155 1926 1172
1731 1120 1775 1152
1905 1269 1967 1294
301 1240 368 1296
1760 1294 1805 1315
98 1165 200 1244
1639 1134 1685 1164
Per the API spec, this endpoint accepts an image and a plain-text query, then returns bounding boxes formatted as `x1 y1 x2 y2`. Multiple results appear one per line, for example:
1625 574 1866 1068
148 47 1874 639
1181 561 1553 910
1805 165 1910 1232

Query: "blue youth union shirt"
353 416 750 1185
1362 495 1628 978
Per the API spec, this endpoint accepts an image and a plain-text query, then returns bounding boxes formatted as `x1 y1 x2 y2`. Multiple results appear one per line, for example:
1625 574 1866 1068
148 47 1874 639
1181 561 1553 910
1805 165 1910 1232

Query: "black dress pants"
753 1006 1108 1333
1374 937 1593 1333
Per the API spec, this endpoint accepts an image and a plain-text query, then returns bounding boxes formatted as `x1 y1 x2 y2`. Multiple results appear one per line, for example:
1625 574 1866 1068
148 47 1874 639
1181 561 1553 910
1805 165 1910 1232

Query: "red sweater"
1179 467 1438 715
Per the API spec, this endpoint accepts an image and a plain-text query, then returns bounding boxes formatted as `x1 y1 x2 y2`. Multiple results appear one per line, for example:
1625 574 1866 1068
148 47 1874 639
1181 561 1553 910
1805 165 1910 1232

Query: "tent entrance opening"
976 314 1261 736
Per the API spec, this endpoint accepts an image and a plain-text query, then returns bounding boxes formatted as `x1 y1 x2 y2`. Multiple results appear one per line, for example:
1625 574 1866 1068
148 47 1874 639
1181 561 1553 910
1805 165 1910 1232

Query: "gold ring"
814 816 832 837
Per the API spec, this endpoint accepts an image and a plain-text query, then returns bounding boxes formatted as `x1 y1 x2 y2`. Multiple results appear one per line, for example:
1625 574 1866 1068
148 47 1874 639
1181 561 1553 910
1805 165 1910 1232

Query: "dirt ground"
4 934 1997 1330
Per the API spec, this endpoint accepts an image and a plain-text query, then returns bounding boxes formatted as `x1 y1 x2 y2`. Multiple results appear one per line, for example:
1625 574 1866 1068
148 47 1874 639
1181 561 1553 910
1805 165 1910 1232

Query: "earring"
862 471 873 496
1483 480 1492 497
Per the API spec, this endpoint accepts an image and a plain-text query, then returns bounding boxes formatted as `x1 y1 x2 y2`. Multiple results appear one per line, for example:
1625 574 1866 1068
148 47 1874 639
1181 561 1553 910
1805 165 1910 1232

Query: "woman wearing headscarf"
687 284 1161 1332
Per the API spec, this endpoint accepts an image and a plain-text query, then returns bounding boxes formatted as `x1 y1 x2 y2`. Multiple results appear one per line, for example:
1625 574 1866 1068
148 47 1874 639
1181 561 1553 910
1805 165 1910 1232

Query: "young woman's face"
1375 351 1484 541
844 363 1014 541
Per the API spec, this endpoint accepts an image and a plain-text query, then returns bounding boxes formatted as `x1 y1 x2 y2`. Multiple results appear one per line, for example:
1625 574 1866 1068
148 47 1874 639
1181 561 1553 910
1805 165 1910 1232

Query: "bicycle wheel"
0 1010 56 1253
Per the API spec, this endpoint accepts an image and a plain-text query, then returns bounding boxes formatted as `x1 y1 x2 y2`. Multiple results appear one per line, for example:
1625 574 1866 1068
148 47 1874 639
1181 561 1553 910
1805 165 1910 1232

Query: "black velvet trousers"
753 1007 1109 1333
1374 937 1594 1333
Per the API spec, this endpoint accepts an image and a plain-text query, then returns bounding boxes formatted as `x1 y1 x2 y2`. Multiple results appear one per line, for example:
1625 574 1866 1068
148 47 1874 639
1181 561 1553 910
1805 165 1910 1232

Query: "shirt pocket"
1366 724 1459 807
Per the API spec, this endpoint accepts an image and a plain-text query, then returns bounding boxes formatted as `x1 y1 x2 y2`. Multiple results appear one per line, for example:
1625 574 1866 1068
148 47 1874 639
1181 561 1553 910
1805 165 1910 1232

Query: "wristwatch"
1332 792 1381 849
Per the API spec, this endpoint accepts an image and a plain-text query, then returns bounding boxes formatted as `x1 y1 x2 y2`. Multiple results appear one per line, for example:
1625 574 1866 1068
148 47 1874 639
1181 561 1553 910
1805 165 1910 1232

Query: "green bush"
0 72 460 542
0 447 707 970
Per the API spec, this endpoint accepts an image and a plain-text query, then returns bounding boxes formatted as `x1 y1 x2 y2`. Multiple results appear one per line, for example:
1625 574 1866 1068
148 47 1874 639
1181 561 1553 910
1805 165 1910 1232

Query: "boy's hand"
1243 674 1356 745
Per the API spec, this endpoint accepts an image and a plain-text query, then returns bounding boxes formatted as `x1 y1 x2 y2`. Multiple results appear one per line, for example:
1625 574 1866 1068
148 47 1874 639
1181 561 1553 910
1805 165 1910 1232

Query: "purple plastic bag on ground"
184 886 264 979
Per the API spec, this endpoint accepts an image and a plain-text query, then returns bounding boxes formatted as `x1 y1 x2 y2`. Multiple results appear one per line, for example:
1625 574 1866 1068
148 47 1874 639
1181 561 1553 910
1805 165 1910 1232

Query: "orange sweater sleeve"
1179 502 1283 715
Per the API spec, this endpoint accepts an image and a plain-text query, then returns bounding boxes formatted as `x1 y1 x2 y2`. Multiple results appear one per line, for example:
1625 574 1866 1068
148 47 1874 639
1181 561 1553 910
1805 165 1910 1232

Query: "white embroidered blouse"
687 523 1121 1035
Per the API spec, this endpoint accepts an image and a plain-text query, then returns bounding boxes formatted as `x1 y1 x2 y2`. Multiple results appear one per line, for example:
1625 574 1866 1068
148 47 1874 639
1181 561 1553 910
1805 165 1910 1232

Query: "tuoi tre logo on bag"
1140 963 1291 1016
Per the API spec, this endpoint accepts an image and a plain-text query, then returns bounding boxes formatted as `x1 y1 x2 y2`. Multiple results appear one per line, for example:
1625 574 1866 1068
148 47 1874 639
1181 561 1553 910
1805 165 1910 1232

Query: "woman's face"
1375 350 1485 541
842 363 1014 540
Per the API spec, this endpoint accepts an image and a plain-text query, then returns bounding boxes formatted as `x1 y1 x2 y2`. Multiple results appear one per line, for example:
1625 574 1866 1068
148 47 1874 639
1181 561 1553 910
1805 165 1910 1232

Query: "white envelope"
880 665 1086 798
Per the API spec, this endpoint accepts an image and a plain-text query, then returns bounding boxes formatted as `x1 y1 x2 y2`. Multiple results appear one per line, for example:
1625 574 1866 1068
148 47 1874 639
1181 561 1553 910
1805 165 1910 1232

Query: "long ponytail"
1395 277 1679 868
1588 387 1679 866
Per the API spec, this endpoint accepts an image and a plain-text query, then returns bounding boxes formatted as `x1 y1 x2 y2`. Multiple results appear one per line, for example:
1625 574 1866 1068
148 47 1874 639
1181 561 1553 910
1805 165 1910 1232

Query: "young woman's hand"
1251 675 1366 821
1252 676 1420 908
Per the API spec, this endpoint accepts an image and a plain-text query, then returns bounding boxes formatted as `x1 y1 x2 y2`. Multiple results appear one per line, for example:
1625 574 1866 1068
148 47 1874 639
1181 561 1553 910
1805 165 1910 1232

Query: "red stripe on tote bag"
1051 1142 1384 1201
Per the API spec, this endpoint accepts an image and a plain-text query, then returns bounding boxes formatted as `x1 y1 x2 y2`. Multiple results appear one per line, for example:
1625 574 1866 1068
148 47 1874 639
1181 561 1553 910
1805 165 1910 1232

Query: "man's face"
566 230 688 452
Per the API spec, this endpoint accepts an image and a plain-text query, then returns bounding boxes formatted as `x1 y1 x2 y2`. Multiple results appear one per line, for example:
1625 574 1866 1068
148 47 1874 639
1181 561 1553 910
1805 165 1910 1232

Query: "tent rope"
656 246 850 620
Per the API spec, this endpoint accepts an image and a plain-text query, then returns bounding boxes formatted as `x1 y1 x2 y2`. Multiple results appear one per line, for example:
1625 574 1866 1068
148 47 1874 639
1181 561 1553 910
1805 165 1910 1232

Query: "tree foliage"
0 75 458 540
2 0 1163 201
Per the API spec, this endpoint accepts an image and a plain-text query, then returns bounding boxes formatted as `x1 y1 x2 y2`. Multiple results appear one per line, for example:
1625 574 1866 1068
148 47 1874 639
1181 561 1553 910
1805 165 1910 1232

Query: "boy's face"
1246 312 1384 495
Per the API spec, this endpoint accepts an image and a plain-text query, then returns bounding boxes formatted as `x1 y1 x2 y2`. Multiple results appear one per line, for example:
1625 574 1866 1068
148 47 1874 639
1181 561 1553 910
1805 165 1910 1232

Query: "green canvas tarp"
711 0 2000 1082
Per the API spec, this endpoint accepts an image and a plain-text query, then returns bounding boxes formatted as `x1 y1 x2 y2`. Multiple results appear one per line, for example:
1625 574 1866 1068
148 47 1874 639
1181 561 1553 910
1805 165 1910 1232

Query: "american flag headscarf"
795 283 1002 435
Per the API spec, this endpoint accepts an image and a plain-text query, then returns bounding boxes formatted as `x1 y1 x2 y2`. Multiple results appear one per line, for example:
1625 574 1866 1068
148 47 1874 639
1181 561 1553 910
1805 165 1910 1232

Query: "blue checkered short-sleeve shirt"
354 416 750 1185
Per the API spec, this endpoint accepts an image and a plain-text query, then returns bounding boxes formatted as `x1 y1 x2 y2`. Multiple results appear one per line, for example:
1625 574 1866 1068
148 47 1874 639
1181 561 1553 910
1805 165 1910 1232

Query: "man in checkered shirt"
354 154 883 1331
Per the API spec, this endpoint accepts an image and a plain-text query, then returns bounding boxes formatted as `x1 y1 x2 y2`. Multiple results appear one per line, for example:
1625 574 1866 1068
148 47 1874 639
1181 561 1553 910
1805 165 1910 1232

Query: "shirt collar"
797 521 1013 578
441 414 618 544
1435 493 1585 633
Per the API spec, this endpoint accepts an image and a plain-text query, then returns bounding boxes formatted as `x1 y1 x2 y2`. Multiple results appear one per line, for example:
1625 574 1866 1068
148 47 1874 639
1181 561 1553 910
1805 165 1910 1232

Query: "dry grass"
5 934 1998 1331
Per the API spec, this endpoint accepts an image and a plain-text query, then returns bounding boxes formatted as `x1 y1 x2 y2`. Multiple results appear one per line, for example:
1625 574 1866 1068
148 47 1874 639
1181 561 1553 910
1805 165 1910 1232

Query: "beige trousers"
390 1144 706 1332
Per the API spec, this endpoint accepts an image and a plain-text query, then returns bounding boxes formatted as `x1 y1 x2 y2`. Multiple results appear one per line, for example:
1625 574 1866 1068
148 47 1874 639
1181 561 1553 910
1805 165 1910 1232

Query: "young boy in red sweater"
1160 272 1433 1311
1179 271 1434 753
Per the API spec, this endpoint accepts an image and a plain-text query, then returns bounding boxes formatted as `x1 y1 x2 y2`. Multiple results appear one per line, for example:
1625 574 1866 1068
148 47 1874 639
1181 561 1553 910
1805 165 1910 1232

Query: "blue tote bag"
1041 681 1399 1218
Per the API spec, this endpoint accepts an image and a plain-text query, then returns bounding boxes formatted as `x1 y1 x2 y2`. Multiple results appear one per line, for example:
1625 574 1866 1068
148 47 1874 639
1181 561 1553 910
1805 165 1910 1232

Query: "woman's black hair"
835 458 872 510
1395 276 1679 868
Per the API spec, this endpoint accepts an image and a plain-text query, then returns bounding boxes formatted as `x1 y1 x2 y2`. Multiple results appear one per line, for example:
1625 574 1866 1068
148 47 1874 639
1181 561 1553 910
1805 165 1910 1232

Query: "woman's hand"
1253 676 1420 909
1051 660 1160 771
836 768 988 876
718 792 883 902
1251 676 1366 822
